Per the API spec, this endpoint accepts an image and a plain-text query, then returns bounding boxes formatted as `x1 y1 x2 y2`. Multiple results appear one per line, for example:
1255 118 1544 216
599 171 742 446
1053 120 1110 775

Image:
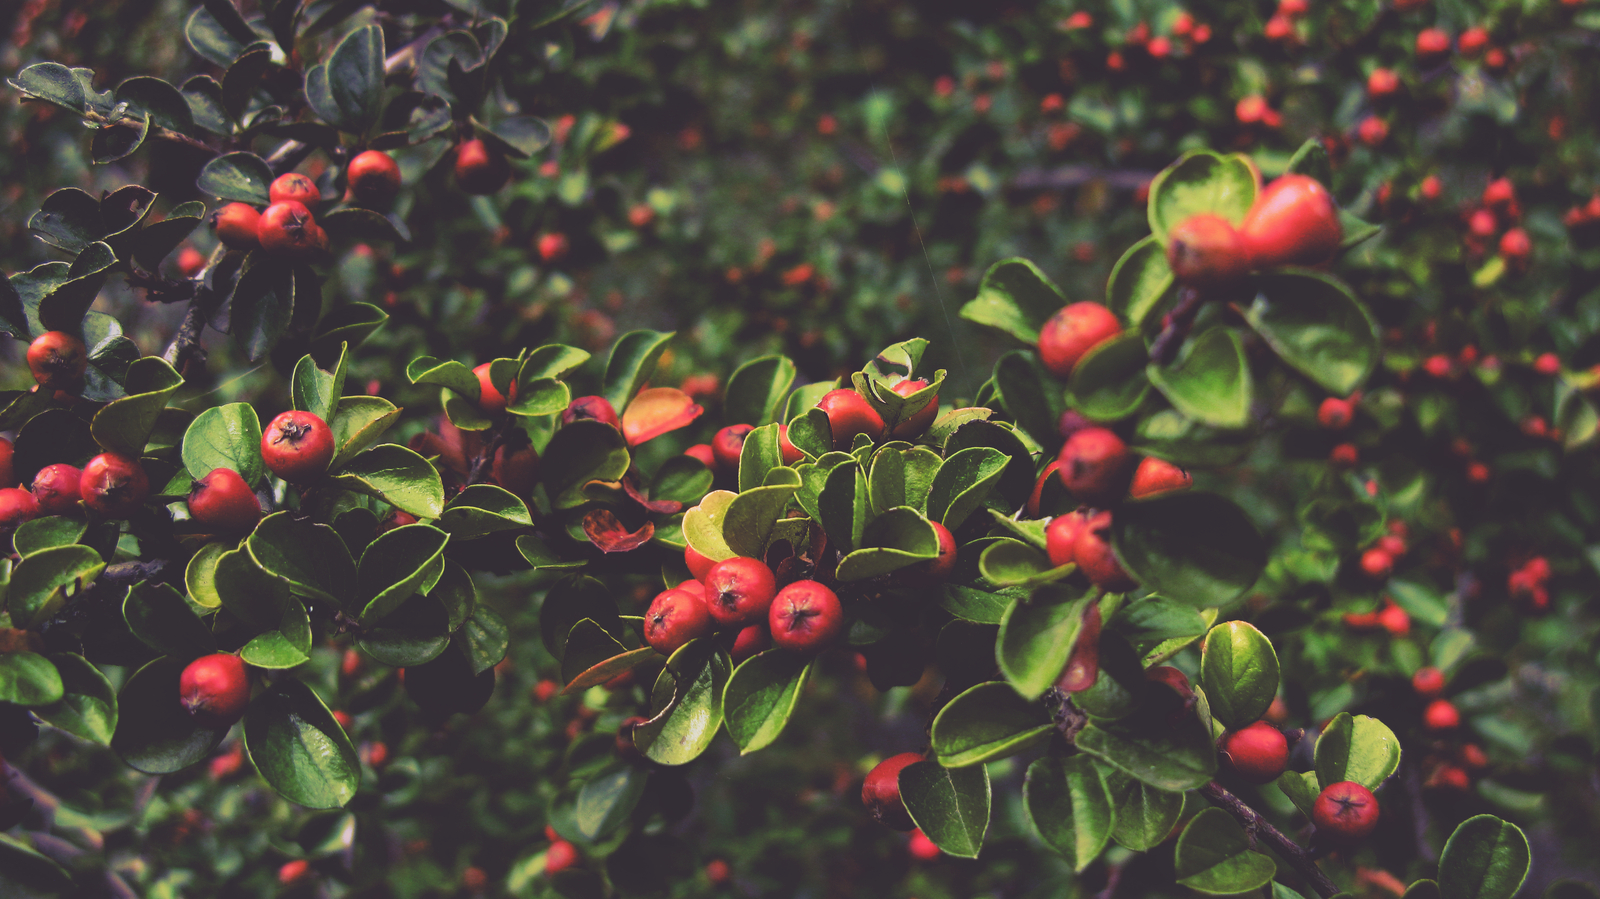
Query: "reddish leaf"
582 507 656 552
621 387 703 446
622 471 684 514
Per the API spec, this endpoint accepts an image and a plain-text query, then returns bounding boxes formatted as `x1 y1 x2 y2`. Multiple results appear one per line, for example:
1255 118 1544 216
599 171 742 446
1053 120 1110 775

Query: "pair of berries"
1218 722 1381 842
1165 174 1344 288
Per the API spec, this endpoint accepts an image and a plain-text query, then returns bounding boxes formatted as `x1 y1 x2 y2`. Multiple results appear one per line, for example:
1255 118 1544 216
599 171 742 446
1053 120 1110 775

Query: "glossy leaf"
12 516 86 557
197 151 272 204
725 355 797 427
248 512 358 607
240 599 313 670
1173 807 1277 894
0 651 64 707
1105 769 1185 851
1199 620 1280 729
1246 271 1380 396
1147 328 1252 430
30 653 114 744
1314 713 1402 793
1024 755 1115 871
1437 815 1531 899
332 444 445 518
930 681 1054 767
576 767 649 841
997 586 1088 699
899 760 991 859
722 650 813 754
90 356 183 456
926 446 1010 531
244 678 361 809
634 641 730 766
356 593 451 668
124 582 215 660
1148 150 1259 240
328 396 402 470
1068 332 1152 422
960 258 1066 346
1107 235 1176 328
357 524 450 622
1113 492 1267 608
438 484 533 539
602 330 675 412
182 402 264 485
1075 713 1218 791
8 544 105 629
543 420 631 509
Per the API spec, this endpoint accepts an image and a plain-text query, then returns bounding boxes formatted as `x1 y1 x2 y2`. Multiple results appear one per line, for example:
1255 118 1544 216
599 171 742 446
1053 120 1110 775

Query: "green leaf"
816 462 868 553
993 351 1063 451
1245 271 1380 396
931 681 1053 767
1068 332 1151 422
0 651 64 706
634 641 730 766
722 480 801 560
997 586 1088 699
124 581 216 659
39 241 117 332
1437 815 1531 899
292 348 347 425
456 605 508 675
197 151 272 204
248 512 358 606
12 516 86 557
1024 755 1114 871
940 585 1019 625
1173 807 1277 894
515 533 587 572
240 599 313 669
328 396 402 470
979 538 1073 589
182 402 264 485
312 303 388 360
1075 713 1218 792
927 446 1010 532
1314 713 1402 792
1113 492 1266 608
332 444 445 518
1199 620 1280 729
961 258 1066 345
0 833 73 893
244 678 361 808
561 617 625 686
1105 770 1184 851
28 188 104 255
90 356 183 456
1107 235 1176 328
899 760 991 859
229 252 297 361
722 650 814 754
356 593 451 668
8 544 105 629
1276 770 1321 818
1147 328 1251 430
112 657 227 774
437 484 533 540
212 547 294 629
357 524 449 622
575 767 649 841
836 506 938 581
32 653 116 744
738 422 784 493
541 575 618 657
1148 150 1259 241
1286 137 1332 185
1108 597 1209 651
406 355 482 401
542 420 631 510
726 355 797 427
602 330 675 412
324 24 384 133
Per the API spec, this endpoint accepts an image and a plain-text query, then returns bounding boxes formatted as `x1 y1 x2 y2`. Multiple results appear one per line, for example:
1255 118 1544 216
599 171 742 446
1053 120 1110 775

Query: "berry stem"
1198 780 1339 899
1148 285 1207 366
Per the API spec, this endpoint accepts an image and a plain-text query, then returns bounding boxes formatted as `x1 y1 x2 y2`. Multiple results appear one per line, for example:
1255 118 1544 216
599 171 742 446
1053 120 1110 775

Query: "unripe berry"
179 653 251 728
79 452 149 518
262 411 335 483
862 752 923 830
27 331 88 393
1218 721 1289 783
1311 781 1380 843
31 463 82 515
1037 303 1120 378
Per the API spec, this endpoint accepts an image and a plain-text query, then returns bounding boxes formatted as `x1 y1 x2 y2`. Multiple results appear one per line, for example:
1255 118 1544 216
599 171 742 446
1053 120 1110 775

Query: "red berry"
712 424 755 471
889 379 938 439
1239 175 1343 269
346 150 401 205
1057 426 1131 505
1075 510 1138 591
211 202 261 249
1412 666 1446 698
269 172 320 207
1264 14 1293 40
1499 227 1531 259
0 437 13 488
1419 175 1442 201
776 424 805 465
1533 352 1560 376
1026 459 1065 518
278 859 310 885
816 389 885 450
1482 177 1515 208
1127 456 1192 499
177 246 206 277
1167 214 1250 287
1377 534 1406 558
730 624 771 664
702 557 778 627
705 859 731 884
1458 26 1490 57
30 464 82 515
0 487 41 531
769 580 844 653
685 545 717 581
257 201 322 257
27 331 88 392
685 444 717 469
862 752 923 830
1367 68 1400 97
908 828 941 860
561 395 621 430
545 840 579 875
179 653 251 728
644 588 713 655
1236 95 1269 125
1468 208 1498 237
1357 115 1389 147
1318 396 1355 429
1329 443 1359 467
537 232 570 262
1360 547 1394 580
1416 28 1451 58
1218 721 1289 783
455 139 512 195
921 521 958 581
1377 602 1410 636
1045 509 1088 568
474 362 509 414
1038 303 1120 378
187 468 262 533
261 411 335 483
1311 781 1380 843
79 452 150 518
1423 698 1460 730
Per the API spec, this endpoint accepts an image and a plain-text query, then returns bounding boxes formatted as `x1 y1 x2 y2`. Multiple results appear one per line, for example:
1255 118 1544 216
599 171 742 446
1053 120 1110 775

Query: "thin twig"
1148 285 1206 366
1199 781 1340 899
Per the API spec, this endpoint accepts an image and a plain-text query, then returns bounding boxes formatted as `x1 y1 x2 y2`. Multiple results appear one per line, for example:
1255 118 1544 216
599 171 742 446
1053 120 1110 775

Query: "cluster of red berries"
0 445 151 531
1165 174 1344 290
212 173 331 257
1506 556 1551 611
1357 521 1409 582
1460 177 1531 262
645 552 849 658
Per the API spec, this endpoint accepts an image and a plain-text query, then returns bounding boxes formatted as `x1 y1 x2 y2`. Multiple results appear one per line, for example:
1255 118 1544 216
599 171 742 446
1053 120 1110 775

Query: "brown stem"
465 418 511 487
1148 285 1206 366
164 297 210 376
1199 781 1339 899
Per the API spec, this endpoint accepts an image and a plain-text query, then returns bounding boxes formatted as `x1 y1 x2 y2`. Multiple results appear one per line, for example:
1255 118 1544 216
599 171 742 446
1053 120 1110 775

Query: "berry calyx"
179 653 251 728
1239 174 1343 269
79 452 150 518
268 172 320 207
1166 213 1250 287
769 580 844 653
27 331 88 393
346 150 401 206
1218 721 1289 783
644 588 713 655
261 411 335 484
1038 302 1120 378
702 557 778 627
1311 781 1380 843
455 139 512 195
816 389 885 449
1057 426 1132 506
187 468 262 533
31 463 82 515
862 752 923 830
211 202 261 249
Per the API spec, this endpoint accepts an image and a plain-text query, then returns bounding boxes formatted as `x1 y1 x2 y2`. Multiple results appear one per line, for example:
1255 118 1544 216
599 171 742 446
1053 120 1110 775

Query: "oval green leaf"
243 678 360 809
931 681 1054 767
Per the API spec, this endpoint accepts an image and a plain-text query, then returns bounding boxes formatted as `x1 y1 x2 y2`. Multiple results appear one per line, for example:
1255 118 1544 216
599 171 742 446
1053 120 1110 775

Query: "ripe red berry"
79 452 149 518
1499 227 1531 259
702 557 779 627
685 545 717 581
472 362 509 414
177 246 206 277
1459 744 1489 770
257 201 323 257
705 859 731 884
769 580 844 653
27 331 88 393
1311 781 1380 843
921 521 958 581
1075 510 1138 591
644 588 713 655
1357 115 1389 147
1533 352 1560 376
0 436 13 488
1367 68 1400 98
455 139 512 195
1423 698 1460 730
1235 95 1269 125
537 232 570 261
1377 534 1406 558
561 395 621 430
1482 177 1514 208
1218 721 1289 783
1419 175 1442 201
889 379 938 439
1329 443 1359 467
1057 426 1131 505
1360 547 1394 579
816 389 885 449
545 839 579 875
1264 14 1293 40
278 859 310 885
712 424 755 471
1026 459 1065 518
776 424 804 465
0 487 42 531
1412 666 1446 698
179 653 251 728
1416 28 1451 58
1167 214 1250 287
862 752 923 830
211 202 261 249
1318 396 1355 429
1127 456 1192 499
261 411 335 483
731 623 771 664
1045 509 1088 568
1377 602 1410 636
1239 175 1343 269
908 828 941 860
1038 302 1120 378
685 444 717 469
187 468 262 533
269 172 320 208
346 150 401 205
31 463 82 515
1458 26 1490 57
